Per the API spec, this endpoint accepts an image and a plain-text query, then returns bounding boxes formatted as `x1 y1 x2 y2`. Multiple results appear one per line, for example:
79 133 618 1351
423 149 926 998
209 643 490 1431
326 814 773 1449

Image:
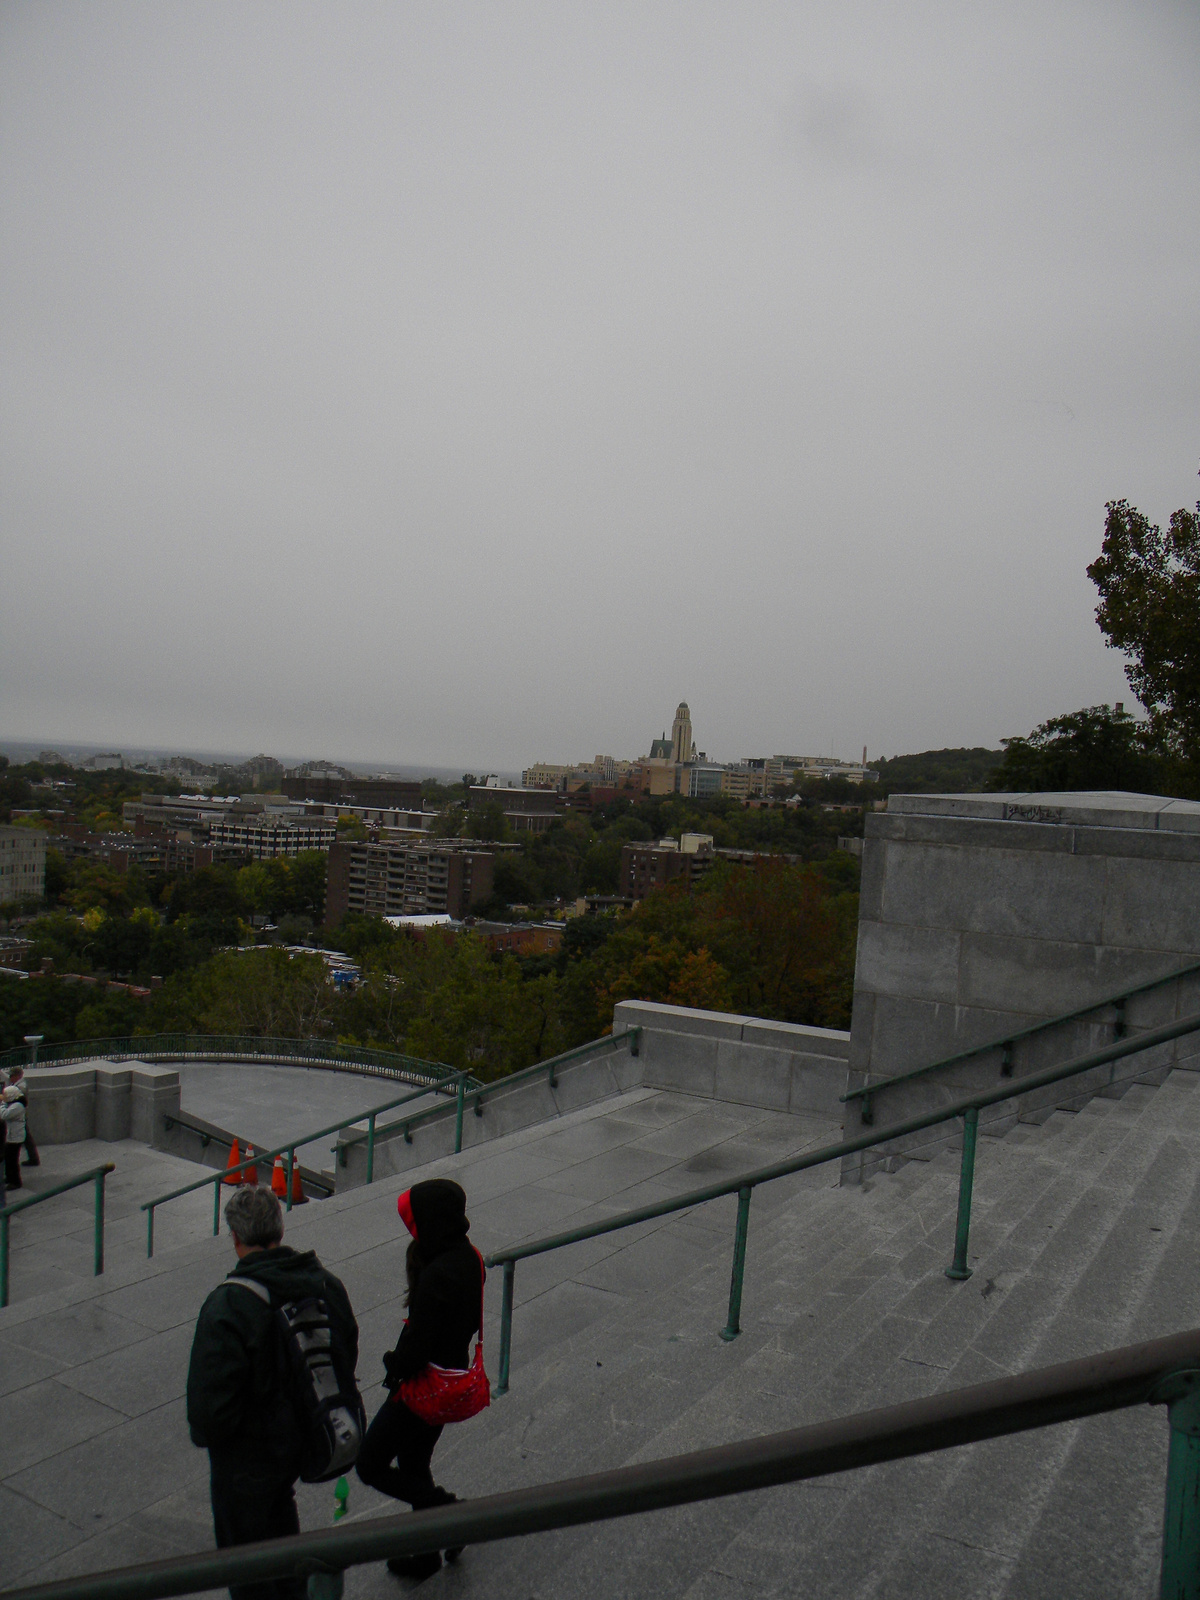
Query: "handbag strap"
473 1245 485 1346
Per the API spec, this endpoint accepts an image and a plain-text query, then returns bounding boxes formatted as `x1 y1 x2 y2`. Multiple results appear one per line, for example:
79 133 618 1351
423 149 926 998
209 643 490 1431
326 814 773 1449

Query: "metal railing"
140 1078 471 1256
6 1327 1200 1600
842 958 1200 1122
0 1032 465 1086
0 1162 115 1307
354 1027 644 1149
485 1010 1200 1394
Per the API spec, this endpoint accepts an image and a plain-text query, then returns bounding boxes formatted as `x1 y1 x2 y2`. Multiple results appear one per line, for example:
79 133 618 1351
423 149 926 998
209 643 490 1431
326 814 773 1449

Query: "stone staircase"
4 1071 1199 1598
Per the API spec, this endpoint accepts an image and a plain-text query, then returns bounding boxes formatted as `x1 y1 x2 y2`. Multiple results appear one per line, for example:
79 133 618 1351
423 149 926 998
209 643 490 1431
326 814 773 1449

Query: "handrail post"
1156 1370 1200 1599
147 1203 155 1259
93 1167 107 1277
720 1186 753 1342
286 1148 296 1212
0 1211 8 1309
496 1259 515 1396
213 1176 221 1236
455 1075 465 1155
945 1106 979 1281
367 1114 376 1185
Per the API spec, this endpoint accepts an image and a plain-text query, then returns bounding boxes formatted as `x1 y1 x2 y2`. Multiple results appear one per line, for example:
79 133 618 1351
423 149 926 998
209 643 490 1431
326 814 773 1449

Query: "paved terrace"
0 1086 840 1592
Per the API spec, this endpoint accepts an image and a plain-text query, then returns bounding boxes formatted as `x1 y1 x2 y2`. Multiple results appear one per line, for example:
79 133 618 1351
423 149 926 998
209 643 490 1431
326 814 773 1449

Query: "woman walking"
357 1178 487 1582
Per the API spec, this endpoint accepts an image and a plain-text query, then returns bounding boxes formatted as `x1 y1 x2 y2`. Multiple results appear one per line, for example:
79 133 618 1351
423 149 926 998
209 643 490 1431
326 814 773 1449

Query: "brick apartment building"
324 840 494 925
0 825 47 904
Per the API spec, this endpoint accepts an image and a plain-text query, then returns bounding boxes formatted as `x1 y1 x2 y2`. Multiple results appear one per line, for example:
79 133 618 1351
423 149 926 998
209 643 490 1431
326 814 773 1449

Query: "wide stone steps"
338 1071 1200 1600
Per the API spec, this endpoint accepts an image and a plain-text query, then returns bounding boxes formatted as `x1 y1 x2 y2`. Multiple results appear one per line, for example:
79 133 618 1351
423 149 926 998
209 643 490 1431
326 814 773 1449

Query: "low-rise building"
208 814 337 858
0 825 47 904
468 785 560 834
469 921 564 956
281 776 424 809
324 840 494 924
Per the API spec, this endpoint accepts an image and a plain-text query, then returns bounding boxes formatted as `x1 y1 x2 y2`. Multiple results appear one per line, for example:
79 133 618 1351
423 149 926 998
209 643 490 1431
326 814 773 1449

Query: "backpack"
227 1275 366 1483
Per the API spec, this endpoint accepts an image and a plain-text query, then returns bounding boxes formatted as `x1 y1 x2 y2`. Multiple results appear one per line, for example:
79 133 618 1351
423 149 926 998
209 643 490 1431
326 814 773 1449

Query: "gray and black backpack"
228 1276 366 1482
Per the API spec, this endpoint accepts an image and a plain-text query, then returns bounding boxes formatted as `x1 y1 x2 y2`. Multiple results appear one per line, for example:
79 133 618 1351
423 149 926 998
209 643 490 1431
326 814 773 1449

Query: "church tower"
671 702 694 765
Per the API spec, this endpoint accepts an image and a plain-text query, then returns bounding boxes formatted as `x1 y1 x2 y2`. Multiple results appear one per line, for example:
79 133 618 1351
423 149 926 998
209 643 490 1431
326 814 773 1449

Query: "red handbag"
396 1248 490 1425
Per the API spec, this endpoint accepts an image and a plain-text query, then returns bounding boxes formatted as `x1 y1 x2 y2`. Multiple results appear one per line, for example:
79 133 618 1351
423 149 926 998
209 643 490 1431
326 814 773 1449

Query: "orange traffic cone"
222 1138 242 1186
242 1145 258 1185
290 1162 308 1205
271 1155 287 1198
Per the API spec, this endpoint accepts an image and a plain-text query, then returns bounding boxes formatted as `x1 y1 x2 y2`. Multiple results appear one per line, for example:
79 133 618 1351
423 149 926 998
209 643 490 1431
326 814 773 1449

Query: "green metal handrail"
140 1076 474 1256
842 958 1200 1119
5 1327 1200 1600
369 1027 644 1145
0 1032 464 1086
485 1009 1200 1394
0 1162 115 1307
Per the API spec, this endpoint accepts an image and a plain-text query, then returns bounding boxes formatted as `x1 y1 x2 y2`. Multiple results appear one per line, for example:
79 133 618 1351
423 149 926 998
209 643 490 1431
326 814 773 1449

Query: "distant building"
619 836 715 899
522 763 573 790
470 921 564 956
720 766 767 800
468 785 559 834
671 703 696 766
0 826 46 904
80 752 125 771
686 764 725 800
208 814 337 858
324 839 495 924
281 776 423 809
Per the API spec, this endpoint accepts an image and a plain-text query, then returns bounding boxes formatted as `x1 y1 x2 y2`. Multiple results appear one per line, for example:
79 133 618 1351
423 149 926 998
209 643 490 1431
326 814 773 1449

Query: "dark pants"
356 1395 446 1508
209 1457 305 1600
3 1143 21 1191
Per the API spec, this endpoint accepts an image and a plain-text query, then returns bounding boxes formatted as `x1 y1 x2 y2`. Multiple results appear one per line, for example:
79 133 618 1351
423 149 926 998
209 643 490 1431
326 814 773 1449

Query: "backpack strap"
225 1274 271 1304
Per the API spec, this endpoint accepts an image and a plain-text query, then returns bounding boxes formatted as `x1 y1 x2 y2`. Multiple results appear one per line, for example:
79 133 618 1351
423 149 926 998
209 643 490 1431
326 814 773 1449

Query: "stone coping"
887 790 1200 834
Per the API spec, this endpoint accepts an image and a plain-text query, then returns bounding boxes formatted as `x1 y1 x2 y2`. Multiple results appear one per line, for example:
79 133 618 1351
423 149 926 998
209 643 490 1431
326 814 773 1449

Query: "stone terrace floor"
0 1086 841 1592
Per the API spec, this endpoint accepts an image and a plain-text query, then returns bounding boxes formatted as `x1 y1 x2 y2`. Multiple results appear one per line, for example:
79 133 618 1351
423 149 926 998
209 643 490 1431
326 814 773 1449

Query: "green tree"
987 705 1164 794
1088 497 1200 784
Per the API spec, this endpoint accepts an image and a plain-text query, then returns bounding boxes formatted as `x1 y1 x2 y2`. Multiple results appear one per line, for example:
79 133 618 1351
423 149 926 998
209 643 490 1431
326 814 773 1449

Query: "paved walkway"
0 1087 840 1592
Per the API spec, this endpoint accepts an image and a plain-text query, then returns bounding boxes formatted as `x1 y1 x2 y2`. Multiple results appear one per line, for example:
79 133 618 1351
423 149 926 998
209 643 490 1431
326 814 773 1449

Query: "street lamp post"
23 1035 44 1069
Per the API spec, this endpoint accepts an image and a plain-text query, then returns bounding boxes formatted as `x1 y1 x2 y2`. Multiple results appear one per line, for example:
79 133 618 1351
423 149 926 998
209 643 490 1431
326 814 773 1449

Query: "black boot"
387 1550 442 1581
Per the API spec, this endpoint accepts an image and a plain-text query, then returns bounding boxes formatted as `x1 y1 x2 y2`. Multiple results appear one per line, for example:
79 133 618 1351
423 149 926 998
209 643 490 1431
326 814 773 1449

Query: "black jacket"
187 1246 358 1472
387 1179 483 1385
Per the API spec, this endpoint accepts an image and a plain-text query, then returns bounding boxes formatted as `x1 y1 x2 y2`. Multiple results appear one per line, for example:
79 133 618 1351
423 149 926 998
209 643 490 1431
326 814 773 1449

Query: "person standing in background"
1 1084 26 1192
7 1068 38 1167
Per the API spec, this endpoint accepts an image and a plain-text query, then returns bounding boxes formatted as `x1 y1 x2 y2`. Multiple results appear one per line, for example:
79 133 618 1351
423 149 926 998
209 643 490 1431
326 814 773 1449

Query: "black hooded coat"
385 1179 482 1387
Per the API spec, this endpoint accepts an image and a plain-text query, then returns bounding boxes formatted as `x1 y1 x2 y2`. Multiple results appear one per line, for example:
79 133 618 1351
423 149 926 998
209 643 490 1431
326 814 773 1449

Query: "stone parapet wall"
844 790 1200 1180
23 1061 181 1148
612 999 849 1119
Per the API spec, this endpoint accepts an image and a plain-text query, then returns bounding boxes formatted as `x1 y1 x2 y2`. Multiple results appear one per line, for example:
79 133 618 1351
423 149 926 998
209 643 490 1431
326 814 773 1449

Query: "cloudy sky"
1 2 1197 771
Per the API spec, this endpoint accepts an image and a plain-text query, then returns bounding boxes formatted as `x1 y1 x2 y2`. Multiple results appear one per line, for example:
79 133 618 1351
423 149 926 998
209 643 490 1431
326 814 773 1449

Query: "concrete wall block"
738 1017 849 1054
789 1057 850 1119
883 812 1076 855
477 1078 560 1138
855 921 961 1004
862 994 1017 1078
614 999 748 1041
549 1056 622 1114
957 934 1111 1019
23 1067 96 1144
641 1031 720 1096
847 987 876 1074
882 842 1106 941
858 836 888 921
93 1064 132 1141
1102 860 1200 956
713 1043 791 1110
129 1065 182 1148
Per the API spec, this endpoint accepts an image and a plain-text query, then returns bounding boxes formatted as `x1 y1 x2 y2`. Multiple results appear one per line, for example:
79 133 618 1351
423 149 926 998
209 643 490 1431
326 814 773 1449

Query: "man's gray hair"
224 1184 284 1248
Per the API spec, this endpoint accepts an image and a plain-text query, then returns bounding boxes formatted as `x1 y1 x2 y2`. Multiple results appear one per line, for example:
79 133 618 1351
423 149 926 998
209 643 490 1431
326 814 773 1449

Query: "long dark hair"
404 1239 424 1309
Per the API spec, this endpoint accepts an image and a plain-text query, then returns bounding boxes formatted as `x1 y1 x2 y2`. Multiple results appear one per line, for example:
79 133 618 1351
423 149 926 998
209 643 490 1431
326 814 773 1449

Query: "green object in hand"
334 1476 349 1521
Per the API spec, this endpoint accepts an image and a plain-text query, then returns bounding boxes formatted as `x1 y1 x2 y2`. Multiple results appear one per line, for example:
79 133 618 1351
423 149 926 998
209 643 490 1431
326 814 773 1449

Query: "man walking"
187 1184 359 1600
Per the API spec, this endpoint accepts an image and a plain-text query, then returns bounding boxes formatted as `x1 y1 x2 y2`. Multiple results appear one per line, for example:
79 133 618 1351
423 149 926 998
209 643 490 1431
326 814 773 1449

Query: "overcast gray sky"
2 2 1197 771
